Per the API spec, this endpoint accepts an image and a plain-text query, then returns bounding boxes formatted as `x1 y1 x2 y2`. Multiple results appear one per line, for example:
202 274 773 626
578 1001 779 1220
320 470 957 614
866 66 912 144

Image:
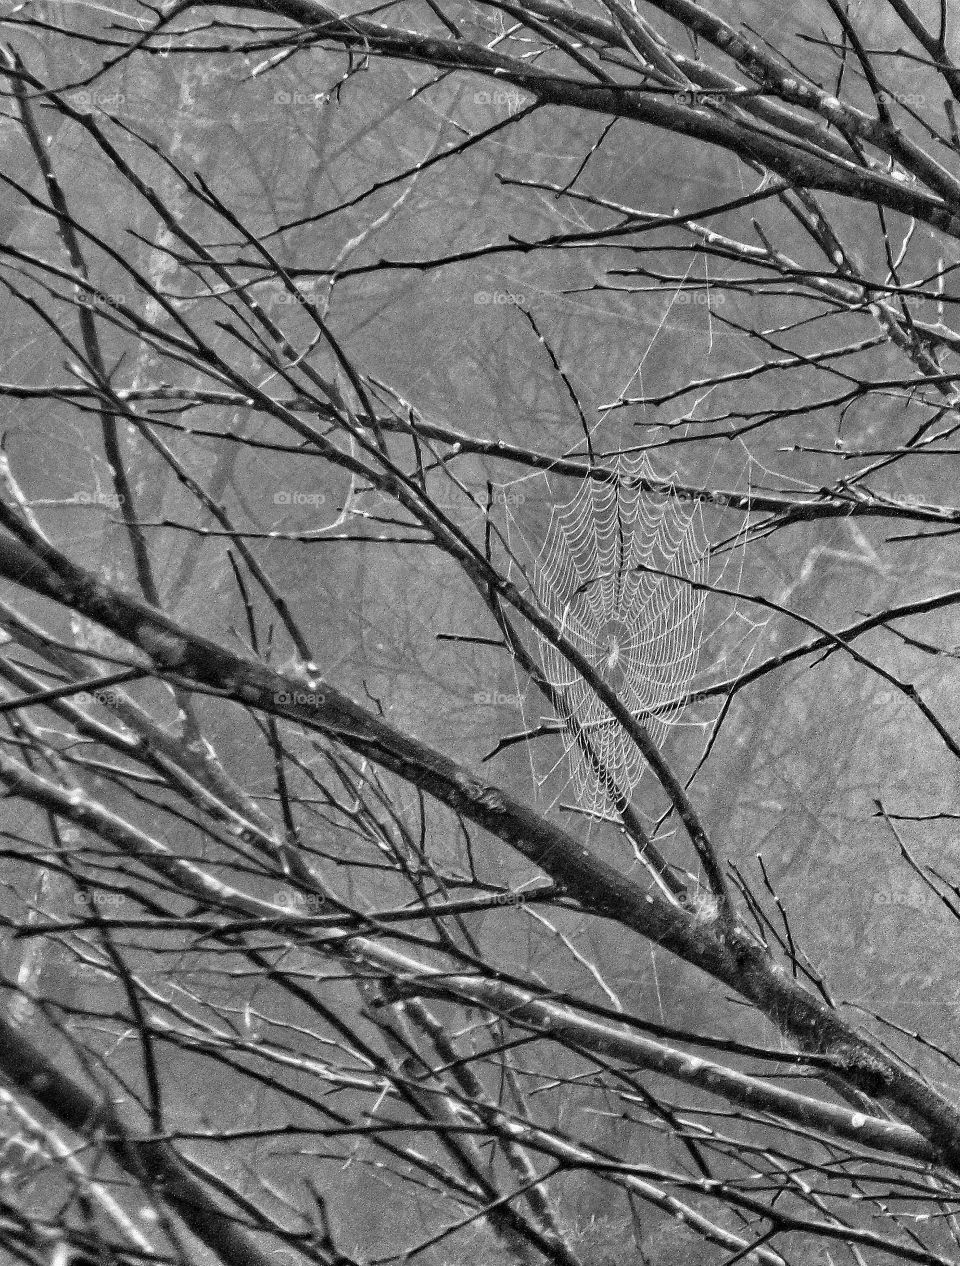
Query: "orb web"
534 454 710 815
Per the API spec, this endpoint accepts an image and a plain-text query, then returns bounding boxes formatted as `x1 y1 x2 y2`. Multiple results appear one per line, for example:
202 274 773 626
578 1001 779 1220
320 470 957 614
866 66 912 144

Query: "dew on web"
485 448 768 826
532 453 710 815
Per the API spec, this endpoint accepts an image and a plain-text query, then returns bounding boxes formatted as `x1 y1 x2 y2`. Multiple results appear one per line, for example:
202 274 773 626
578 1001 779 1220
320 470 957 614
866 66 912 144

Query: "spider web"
532 453 711 816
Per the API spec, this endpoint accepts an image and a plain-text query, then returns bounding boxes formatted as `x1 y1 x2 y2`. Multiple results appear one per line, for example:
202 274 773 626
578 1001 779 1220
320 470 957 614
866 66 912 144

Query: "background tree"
1 1 960 1263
